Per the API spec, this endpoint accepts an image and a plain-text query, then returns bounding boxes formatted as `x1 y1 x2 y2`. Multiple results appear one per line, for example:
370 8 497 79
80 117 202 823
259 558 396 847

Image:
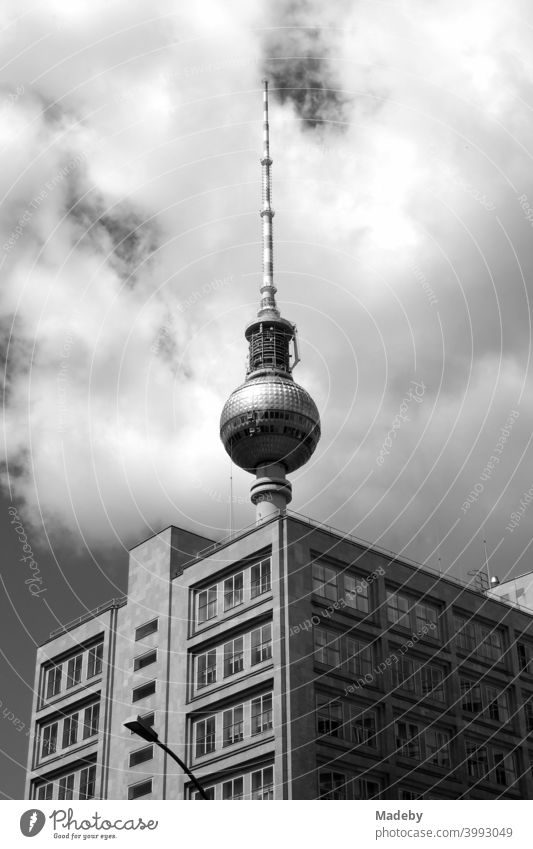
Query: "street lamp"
124 715 209 800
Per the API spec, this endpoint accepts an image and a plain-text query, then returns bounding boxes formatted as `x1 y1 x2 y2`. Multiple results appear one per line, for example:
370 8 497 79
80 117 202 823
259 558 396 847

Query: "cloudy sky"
2 0 533 796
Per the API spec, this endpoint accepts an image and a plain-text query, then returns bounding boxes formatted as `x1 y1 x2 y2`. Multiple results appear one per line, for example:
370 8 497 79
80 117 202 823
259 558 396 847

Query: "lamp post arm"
157 741 209 800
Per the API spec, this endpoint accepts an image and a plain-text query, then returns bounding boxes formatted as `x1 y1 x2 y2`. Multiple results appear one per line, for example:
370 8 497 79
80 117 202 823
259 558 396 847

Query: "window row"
454 615 503 662
35 764 97 800
40 702 100 759
195 558 271 625
191 766 274 800
44 641 103 700
194 622 273 691
318 770 381 800
460 679 512 725
194 692 273 759
312 561 370 613
393 656 446 703
386 591 440 638
314 627 374 678
465 739 519 788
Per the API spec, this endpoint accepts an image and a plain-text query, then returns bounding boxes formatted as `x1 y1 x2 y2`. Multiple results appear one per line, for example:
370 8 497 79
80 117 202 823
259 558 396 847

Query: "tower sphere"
220 374 321 474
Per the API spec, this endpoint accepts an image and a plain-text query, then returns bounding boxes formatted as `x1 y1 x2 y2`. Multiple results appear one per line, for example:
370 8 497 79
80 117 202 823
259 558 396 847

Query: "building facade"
25 513 533 800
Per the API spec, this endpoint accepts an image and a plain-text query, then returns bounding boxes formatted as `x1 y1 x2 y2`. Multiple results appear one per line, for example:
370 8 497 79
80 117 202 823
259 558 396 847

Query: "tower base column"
250 463 292 523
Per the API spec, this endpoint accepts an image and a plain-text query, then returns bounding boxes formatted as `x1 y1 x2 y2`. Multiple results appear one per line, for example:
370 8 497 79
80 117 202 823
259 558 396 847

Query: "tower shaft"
219 82 321 525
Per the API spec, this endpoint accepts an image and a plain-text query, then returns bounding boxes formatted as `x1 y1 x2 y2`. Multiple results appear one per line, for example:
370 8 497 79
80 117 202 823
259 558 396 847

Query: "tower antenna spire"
259 79 279 317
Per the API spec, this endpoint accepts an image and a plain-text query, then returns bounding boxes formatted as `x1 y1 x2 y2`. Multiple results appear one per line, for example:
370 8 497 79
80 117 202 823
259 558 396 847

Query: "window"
58 774 75 800
386 591 410 628
66 655 83 689
318 770 346 800
251 766 274 800
525 698 533 732
395 721 421 759
465 740 488 780
461 680 511 724
314 627 340 668
62 713 78 748
455 617 503 663
87 642 103 678
83 703 100 739
79 765 97 800
41 722 58 757
222 777 244 800
425 729 451 767
38 782 53 800
399 789 418 800
129 746 153 767
132 681 156 702
135 620 158 641
517 643 531 674
251 693 273 735
493 751 517 787
251 558 271 598
455 617 476 653
223 638 243 678
344 573 369 612
312 562 339 601
461 680 482 713
224 573 244 610
251 624 272 665
130 712 154 734
128 779 152 800
351 708 377 747
394 659 444 701
316 693 343 737
223 706 244 747
393 658 417 693
355 779 380 799
193 787 215 800
415 602 439 637
195 717 216 757
134 650 157 671
420 664 445 702
197 586 217 624
345 638 373 678
479 627 503 662
46 665 62 699
485 687 510 724
197 649 217 687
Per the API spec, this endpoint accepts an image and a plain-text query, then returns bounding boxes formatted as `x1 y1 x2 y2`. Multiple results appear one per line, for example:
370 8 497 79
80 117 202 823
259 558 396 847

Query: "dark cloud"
262 2 350 130
67 193 159 283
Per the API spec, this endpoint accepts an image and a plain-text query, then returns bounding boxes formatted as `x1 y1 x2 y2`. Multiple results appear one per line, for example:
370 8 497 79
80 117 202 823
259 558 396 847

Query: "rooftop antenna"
482 523 491 585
